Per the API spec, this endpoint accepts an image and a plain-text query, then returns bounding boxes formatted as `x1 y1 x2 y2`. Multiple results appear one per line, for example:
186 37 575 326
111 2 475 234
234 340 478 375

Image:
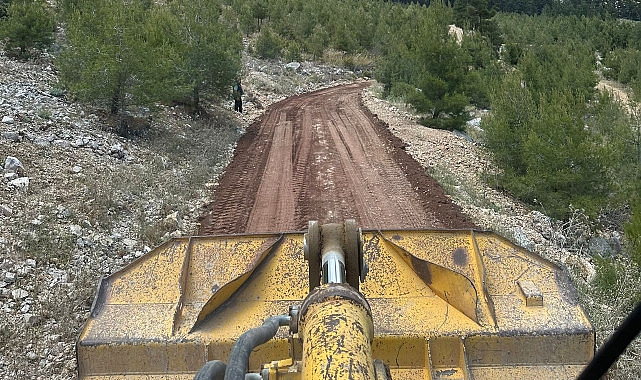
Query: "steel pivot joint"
303 219 365 292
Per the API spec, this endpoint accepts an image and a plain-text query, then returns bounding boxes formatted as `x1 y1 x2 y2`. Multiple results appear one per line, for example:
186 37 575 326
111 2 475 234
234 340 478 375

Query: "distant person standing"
233 80 244 113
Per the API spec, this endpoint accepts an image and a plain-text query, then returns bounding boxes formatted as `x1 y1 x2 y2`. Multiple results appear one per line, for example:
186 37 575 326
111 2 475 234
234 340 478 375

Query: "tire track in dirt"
198 82 474 234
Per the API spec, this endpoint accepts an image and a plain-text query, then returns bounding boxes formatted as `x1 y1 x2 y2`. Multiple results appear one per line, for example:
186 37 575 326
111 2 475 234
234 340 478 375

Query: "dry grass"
573 255 641 379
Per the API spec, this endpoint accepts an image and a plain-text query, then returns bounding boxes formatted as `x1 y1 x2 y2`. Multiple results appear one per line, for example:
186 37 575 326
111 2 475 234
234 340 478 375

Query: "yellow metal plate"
77 230 593 379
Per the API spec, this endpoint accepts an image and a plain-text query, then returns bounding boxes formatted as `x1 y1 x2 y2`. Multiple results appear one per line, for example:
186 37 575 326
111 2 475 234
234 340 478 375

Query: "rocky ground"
0 49 638 379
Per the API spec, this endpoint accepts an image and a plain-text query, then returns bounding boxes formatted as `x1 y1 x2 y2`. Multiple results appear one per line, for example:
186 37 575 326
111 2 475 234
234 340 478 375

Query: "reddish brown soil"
198 82 475 234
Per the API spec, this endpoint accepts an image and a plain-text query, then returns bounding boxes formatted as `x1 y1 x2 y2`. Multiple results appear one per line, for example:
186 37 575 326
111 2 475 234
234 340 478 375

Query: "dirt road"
198 82 474 234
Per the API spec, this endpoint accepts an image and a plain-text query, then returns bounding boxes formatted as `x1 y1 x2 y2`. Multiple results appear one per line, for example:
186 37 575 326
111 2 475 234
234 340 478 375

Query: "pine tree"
58 0 241 115
169 0 242 110
58 0 159 114
0 0 55 59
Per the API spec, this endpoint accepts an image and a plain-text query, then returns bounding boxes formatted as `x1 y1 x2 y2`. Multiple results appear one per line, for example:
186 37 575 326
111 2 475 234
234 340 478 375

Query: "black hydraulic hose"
577 301 641 380
194 360 226 380
224 315 290 380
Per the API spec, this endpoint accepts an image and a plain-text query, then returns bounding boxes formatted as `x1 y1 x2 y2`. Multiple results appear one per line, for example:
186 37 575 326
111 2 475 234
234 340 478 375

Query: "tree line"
1 0 241 115
393 0 641 20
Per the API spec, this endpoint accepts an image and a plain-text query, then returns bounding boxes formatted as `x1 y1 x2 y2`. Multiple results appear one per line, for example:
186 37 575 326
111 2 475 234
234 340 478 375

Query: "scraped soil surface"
199 82 475 234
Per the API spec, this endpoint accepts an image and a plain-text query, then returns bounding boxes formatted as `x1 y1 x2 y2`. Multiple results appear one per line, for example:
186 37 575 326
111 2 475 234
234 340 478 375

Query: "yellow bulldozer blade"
77 229 593 379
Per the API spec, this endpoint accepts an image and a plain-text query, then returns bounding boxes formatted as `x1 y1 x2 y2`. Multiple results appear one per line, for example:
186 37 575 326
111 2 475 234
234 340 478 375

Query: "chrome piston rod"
322 249 345 284
319 223 347 285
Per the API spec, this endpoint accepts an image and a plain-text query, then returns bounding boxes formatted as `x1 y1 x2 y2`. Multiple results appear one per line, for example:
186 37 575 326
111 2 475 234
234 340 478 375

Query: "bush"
502 43 523 65
0 0 55 59
284 41 302 62
388 81 416 102
483 70 624 219
480 36 641 220
169 0 242 108
375 2 474 131
603 48 641 85
58 0 158 115
255 28 282 59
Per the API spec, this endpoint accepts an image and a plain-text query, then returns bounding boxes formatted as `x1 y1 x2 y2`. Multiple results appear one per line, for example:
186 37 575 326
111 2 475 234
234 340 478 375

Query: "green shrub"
374 2 473 131
503 43 523 65
307 24 328 60
284 41 302 62
590 255 641 309
255 28 282 59
49 87 66 97
37 107 51 119
168 0 242 108
388 82 416 102
484 72 614 219
570 251 641 378
481 36 641 220
0 0 55 59
603 48 641 85
590 256 620 301
57 0 156 114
